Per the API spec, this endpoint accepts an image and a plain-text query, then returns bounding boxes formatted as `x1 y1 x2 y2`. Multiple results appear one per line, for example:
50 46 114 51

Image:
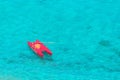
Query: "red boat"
28 40 52 57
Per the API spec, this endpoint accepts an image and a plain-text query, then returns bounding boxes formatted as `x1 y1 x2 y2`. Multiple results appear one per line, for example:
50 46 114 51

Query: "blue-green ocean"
0 0 120 80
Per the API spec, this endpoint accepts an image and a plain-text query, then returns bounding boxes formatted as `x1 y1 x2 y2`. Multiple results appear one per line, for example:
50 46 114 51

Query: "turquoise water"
0 0 120 80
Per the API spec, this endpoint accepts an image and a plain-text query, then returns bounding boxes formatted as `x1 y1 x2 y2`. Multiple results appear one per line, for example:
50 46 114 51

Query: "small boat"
28 40 52 57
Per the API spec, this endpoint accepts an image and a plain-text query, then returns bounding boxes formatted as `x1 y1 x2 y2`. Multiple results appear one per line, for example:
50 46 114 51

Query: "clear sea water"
0 0 120 80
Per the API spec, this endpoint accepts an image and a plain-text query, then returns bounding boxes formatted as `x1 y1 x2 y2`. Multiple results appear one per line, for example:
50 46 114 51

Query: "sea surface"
0 0 120 80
